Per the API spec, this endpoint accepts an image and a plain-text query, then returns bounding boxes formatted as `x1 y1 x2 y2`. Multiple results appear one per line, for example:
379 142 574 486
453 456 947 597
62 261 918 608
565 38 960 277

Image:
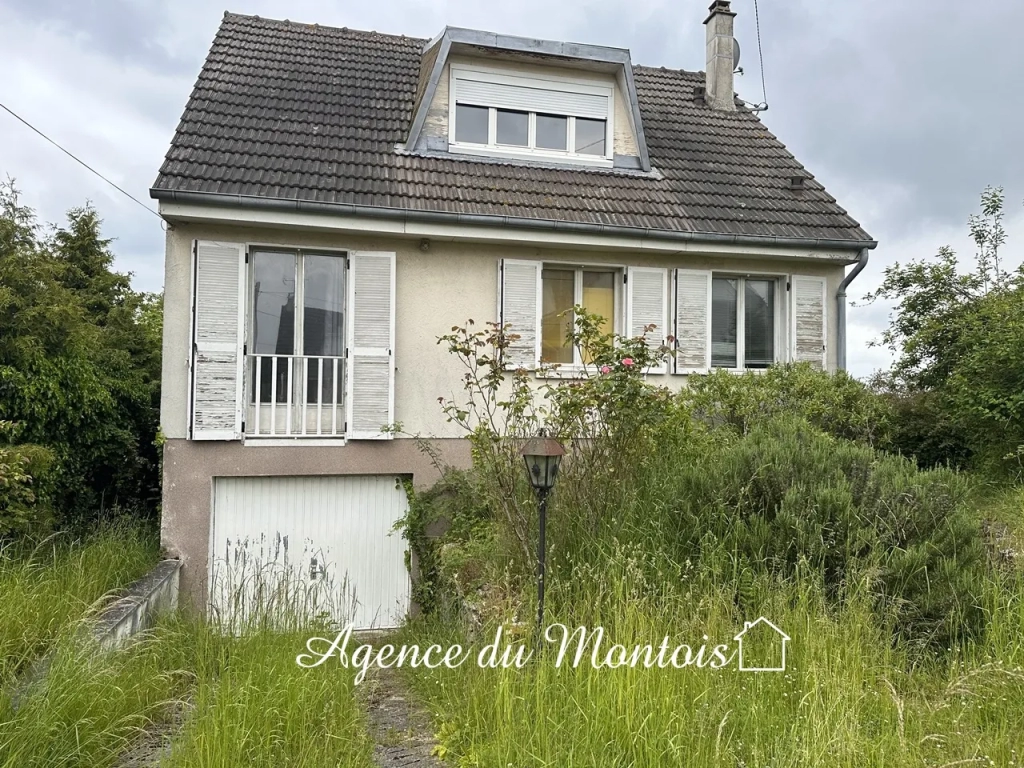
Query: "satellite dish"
733 38 742 72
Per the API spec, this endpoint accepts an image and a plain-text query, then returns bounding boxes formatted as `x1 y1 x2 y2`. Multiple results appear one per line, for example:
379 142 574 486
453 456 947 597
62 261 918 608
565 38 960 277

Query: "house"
151 1 876 628
734 617 791 672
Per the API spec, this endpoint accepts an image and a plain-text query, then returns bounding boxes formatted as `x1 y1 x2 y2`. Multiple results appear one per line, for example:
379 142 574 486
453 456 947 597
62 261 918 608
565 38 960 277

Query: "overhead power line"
0 100 164 224
753 0 769 110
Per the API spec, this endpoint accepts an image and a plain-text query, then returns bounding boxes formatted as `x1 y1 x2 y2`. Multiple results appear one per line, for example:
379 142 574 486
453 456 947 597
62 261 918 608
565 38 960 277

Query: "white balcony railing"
246 354 345 438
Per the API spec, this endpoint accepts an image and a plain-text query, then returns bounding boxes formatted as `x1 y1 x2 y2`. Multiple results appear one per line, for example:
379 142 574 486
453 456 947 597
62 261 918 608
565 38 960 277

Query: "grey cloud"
6 0 197 75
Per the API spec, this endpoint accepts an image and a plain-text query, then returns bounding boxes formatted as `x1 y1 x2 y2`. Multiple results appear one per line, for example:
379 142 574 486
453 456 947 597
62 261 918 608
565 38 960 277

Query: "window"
711 276 776 369
454 105 608 160
536 113 567 150
541 266 617 364
248 249 346 434
574 117 607 156
454 104 488 144
449 65 614 165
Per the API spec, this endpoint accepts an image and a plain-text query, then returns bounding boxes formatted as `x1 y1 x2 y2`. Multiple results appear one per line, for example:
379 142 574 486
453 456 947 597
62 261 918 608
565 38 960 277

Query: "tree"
0 178 162 531
864 187 1024 475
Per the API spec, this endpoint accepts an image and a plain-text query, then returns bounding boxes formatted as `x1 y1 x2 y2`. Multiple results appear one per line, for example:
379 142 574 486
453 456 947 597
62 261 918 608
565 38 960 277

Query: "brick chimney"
704 0 737 111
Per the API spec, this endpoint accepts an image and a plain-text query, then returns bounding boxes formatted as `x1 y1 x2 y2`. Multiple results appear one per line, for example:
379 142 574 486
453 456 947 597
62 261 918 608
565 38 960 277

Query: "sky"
2 0 1022 379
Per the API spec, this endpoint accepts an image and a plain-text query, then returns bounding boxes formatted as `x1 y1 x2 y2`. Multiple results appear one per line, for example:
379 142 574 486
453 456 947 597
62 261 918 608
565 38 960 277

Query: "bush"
658 416 986 648
0 181 162 529
681 363 892 446
418 315 986 651
0 421 53 538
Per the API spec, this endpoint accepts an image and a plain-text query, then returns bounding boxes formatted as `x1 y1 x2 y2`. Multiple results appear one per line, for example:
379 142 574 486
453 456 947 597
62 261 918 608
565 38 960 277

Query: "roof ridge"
632 63 704 78
221 10 428 44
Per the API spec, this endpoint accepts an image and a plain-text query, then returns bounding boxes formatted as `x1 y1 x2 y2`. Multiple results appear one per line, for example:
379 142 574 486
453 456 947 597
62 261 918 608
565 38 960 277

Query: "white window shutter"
346 251 396 440
626 266 669 374
791 275 827 369
190 241 246 440
673 269 712 373
499 259 541 370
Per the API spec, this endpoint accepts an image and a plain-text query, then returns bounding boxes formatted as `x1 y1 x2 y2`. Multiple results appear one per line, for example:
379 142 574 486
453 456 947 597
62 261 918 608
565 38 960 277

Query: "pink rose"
621 357 634 366
600 365 611 374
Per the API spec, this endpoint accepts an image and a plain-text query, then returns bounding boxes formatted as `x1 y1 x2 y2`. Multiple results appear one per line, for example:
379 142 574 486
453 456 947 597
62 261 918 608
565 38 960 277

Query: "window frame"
244 245 349 438
448 63 615 167
540 261 624 370
709 273 785 372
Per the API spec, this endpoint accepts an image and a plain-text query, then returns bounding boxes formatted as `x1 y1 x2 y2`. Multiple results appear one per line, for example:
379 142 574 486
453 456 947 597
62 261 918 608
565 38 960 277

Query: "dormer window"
449 64 614 167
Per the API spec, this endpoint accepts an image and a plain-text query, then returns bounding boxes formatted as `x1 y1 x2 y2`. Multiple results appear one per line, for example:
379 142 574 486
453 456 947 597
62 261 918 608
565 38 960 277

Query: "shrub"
681 363 892 446
658 416 987 648
420 314 987 651
0 421 53 538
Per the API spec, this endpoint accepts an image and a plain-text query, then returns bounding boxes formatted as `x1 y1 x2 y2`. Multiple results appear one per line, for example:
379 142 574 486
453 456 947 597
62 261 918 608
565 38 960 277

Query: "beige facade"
159 215 848 607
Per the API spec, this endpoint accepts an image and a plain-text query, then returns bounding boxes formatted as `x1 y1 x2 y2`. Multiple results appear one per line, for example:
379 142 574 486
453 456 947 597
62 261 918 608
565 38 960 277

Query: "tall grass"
0 523 159 682
0 609 377 768
404 554 1024 767
0 621 191 768
400 366 1023 767
162 621 375 768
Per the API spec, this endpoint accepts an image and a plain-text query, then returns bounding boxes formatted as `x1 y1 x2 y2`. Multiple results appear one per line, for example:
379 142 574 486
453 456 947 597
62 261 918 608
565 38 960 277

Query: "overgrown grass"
403 554 1024 767
0 610 376 768
0 621 191 768
162 619 375 768
0 523 159 682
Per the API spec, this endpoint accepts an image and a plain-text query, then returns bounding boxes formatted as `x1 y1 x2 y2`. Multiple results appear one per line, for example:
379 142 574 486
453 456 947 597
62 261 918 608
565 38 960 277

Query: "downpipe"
836 247 870 371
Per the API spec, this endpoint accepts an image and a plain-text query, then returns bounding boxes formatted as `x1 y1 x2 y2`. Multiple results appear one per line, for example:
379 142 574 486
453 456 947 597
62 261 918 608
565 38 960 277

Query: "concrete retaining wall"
93 559 182 650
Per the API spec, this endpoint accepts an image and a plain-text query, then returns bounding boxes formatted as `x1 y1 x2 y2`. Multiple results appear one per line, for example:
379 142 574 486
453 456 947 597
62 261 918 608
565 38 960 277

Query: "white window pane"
711 277 737 368
575 117 606 156
744 279 775 368
496 109 528 146
536 113 568 150
455 104 488 144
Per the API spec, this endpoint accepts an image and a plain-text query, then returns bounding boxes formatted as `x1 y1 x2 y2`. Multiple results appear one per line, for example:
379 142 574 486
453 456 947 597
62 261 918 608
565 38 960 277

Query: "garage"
209 475 411 630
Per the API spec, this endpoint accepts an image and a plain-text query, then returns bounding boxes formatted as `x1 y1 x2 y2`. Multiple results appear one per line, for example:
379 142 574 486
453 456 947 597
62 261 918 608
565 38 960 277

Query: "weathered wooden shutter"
626 266 669 374
346 252 396 440
190 240 245 440
673 269 712 373
499 259 541 370
790 275 827 369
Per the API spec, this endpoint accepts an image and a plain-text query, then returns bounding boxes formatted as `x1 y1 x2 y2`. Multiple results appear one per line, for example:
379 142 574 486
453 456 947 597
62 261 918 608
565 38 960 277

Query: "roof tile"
152 13 872 244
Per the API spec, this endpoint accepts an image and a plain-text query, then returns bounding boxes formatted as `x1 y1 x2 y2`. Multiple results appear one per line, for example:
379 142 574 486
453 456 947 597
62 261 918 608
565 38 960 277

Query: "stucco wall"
160 219 845 609
162 220 845 440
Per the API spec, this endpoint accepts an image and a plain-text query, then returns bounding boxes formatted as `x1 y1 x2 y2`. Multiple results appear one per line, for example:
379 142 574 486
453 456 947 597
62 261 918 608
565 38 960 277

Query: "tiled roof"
151 13 874 245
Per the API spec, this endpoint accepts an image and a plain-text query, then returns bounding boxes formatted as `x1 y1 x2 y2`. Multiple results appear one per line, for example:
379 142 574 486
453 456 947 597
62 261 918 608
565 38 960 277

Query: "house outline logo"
733 617 790 672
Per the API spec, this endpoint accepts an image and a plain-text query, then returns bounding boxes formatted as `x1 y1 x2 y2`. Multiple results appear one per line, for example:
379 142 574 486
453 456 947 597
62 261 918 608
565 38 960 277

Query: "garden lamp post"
520 429 565 638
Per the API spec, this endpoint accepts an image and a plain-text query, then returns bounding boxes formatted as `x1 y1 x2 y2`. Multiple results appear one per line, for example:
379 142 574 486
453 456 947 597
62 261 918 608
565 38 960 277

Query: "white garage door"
210 475 410 630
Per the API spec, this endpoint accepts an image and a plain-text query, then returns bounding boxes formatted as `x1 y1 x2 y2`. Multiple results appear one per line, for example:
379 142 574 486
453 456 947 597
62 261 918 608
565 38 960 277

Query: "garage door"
210 475 410 630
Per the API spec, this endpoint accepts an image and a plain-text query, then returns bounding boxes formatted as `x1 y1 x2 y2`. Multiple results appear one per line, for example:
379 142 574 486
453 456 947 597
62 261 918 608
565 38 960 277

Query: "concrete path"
362 667 446 768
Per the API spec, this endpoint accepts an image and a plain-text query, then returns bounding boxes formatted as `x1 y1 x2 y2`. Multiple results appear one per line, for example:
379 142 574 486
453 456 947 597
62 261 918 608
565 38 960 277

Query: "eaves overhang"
151 189 878 256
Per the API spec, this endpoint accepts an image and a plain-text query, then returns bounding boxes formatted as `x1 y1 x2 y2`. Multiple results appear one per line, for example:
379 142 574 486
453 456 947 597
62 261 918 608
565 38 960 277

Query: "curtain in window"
581 271 614 363
252 251 296 402
303 255 345 404
744 280 775 368
541 268 574 364
711 278 738 368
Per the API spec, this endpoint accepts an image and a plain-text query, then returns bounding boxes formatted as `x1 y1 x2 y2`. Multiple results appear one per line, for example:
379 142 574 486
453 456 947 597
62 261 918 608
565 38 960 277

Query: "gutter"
836 247 871 372
150 189 879 254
